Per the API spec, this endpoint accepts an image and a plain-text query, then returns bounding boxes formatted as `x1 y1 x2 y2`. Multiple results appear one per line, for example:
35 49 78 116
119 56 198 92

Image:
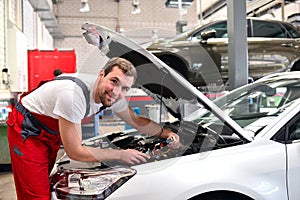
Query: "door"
190 20 229 85
286 114 300 199
247 19 300 79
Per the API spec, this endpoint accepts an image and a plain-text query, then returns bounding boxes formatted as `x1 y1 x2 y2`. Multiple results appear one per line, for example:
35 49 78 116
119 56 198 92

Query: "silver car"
146 17 300 88
50 23 300 200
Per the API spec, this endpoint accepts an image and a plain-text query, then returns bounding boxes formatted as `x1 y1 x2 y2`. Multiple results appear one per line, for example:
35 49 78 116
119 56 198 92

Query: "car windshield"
184 77 300 135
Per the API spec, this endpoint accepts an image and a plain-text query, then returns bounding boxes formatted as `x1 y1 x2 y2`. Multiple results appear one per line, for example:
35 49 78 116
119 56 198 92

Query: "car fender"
108 139 287 200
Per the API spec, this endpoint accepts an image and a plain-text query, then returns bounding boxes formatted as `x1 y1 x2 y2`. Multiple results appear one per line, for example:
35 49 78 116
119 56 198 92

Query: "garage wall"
23 0 36 49
55 0 199 39
0 0 4 70
53 0 200 70
0 0 55 92
23 0 54 50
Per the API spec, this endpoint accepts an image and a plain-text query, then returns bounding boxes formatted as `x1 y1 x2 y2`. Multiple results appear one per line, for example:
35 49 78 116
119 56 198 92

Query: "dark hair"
53 69 63 76
103 57 137 81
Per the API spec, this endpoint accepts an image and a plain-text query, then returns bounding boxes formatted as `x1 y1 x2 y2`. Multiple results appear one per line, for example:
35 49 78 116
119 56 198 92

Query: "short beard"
100 93 114 107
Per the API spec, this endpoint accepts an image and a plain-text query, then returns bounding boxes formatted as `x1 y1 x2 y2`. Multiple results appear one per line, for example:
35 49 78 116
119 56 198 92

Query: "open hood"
49 23 257 199
81 22 253 142
49 23 300 200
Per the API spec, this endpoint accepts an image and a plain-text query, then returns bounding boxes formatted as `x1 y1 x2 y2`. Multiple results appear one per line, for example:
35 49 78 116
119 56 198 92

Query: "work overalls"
6 76 90 200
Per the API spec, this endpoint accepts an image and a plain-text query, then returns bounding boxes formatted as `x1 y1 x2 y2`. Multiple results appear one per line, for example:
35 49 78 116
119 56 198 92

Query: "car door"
197 19 300 82
192 20 257 84
248 19 300 79
285 114 300 199
191 20 229 82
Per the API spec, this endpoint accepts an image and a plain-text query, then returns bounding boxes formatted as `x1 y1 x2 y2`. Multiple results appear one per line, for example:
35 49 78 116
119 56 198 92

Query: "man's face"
94 66 134 107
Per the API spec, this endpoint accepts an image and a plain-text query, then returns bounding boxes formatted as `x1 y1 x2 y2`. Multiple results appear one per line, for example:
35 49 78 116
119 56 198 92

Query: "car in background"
50 23 300 200
146 17 300 88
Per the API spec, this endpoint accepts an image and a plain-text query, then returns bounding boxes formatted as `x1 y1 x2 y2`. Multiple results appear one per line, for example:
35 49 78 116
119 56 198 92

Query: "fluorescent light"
165 0 193 8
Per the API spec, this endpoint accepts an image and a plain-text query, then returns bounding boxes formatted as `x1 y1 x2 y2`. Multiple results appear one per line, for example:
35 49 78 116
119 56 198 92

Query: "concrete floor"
0 171 16 200
0 148 65 200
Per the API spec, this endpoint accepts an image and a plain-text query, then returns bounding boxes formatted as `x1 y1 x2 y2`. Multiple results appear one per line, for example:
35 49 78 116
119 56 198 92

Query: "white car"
50 23 300 200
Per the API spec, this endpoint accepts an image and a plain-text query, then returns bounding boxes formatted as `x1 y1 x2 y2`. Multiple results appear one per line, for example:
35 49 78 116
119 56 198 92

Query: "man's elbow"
64 147 86 162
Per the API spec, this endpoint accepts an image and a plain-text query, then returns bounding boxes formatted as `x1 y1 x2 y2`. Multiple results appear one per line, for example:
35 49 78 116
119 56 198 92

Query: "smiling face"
93 66 134 107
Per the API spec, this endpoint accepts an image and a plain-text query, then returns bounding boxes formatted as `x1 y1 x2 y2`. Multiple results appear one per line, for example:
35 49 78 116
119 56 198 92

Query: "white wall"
23 0 54 50
23 0 35 49
0 0 5 70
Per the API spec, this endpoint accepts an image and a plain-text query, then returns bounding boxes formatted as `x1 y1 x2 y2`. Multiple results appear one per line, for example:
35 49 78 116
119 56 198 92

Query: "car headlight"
50 166 136 199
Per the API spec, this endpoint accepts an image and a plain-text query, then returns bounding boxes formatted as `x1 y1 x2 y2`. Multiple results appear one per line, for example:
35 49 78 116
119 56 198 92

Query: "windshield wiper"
231 112 278 120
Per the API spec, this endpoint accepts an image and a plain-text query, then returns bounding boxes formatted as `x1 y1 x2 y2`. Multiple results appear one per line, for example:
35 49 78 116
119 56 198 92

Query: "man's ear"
98 69 104 77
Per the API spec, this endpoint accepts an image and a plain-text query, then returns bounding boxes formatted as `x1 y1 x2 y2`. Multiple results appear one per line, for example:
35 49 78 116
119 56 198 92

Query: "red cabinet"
27 49 76 91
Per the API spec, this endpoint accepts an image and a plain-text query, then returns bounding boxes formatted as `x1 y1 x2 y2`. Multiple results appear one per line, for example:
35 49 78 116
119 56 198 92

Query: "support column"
227 0 248 90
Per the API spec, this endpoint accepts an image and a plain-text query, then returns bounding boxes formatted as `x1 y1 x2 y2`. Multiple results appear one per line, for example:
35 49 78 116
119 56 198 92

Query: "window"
274 114 300 143
282 23 300 38
192 21 228 39
252 20 288 38
288 116 300 141
7 0 23 30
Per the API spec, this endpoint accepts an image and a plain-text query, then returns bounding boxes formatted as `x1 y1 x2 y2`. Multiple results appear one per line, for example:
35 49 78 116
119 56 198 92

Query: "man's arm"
58 116 150 164
115 107 180 147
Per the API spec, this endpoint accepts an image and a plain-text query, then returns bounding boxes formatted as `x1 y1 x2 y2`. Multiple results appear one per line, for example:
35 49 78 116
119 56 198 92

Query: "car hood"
81 22 253 142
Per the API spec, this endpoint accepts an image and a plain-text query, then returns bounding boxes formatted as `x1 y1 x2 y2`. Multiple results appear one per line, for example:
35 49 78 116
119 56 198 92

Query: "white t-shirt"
21 73 128 124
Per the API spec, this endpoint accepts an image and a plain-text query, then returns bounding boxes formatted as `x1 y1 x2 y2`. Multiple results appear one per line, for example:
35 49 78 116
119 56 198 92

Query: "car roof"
172 17 299 41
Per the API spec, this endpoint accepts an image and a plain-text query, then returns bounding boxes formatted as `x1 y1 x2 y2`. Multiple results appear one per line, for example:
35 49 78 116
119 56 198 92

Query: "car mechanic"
6 57 180 199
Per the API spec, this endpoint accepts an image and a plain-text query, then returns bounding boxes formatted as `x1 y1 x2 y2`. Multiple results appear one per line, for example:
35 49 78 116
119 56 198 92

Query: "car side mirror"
200 29 217 42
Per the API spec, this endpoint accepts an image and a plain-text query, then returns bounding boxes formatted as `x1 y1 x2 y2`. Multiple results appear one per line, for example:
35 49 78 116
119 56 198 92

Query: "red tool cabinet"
27 49 76 91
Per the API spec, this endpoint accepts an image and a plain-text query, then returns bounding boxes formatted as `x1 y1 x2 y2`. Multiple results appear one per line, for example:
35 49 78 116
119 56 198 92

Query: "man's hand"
120 149 151 165
166 132 180 150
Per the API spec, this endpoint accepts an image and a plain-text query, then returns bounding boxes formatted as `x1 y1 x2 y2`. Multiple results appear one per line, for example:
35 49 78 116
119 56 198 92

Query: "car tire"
189 191 254 200
155 54 189 79
291 59 300 71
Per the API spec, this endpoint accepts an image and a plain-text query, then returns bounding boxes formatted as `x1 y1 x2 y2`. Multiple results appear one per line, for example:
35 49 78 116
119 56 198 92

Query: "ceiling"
27 0 299 39
27 0 63 39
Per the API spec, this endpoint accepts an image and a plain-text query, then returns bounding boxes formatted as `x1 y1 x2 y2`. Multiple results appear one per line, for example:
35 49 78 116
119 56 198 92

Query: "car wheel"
291 60 300 71
189 191 254 200
155 54 189 79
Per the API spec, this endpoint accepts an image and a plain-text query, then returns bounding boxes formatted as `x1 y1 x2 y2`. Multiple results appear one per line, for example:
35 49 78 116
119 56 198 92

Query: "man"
7 57 179 199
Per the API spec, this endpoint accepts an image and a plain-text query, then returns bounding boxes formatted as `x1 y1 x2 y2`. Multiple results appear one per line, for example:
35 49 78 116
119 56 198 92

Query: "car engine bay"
82 120 246 164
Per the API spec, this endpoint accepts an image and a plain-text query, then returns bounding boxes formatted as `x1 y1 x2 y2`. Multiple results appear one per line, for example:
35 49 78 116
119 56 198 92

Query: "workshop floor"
0 171 16 200
0 148 65 200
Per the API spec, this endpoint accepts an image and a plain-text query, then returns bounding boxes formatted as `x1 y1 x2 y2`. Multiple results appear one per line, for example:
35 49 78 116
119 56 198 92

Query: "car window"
252 20 290 38
192 21 228 39
271 111 300 143
288 115 300 141
281 23 300 38
218 86 286 127
213 78 300 132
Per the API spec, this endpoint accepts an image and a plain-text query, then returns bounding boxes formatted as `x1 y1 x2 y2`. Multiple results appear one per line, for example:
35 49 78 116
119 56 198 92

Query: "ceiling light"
131 0 141 14
165 0 193 8
80 0 90 12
